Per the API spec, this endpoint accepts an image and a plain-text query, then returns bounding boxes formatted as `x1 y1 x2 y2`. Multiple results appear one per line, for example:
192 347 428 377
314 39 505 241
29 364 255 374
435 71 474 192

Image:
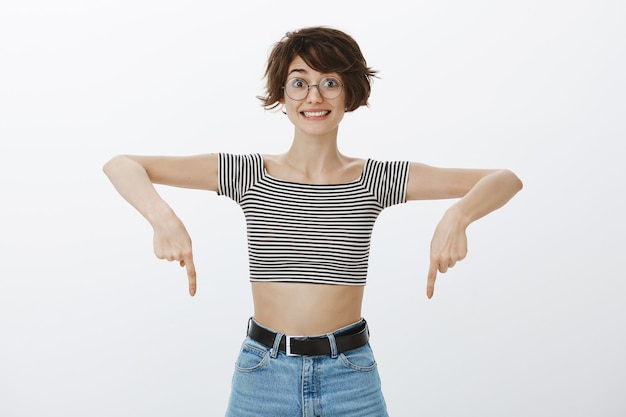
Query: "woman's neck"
283 132 344 178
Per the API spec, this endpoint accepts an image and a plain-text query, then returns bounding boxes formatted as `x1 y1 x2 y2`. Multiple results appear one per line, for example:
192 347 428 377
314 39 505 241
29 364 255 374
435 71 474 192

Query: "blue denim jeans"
226 319 388 417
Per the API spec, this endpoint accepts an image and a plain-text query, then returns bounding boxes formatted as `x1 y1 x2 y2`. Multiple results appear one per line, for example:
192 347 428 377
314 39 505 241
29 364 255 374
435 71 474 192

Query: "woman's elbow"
102 154 130 177
501 169 523 193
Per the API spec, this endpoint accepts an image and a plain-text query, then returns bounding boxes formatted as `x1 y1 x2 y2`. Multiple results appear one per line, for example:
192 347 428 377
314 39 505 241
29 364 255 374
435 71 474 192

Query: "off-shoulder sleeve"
217 153 264 203
362 159 410 208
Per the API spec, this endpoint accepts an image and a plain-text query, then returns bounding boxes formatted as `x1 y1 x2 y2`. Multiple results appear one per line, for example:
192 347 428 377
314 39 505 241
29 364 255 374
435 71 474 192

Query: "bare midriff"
251 282 365 336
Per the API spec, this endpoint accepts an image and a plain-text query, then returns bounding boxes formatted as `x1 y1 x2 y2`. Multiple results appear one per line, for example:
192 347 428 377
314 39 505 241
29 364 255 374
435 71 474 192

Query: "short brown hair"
258 27 377 112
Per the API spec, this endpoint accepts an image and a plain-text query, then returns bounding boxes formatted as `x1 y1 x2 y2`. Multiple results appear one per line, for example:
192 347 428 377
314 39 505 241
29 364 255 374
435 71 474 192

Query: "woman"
103 26 522 417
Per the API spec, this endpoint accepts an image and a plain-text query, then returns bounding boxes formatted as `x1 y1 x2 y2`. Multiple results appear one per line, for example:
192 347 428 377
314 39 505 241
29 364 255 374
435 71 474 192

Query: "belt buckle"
285 335 302 356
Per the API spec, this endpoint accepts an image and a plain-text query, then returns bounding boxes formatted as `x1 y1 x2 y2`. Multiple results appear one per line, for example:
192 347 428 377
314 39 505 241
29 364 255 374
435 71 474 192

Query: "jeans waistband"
246 318 369 357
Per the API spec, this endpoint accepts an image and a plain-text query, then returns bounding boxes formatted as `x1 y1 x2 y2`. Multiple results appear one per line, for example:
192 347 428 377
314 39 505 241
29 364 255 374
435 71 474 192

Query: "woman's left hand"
426 211 468 299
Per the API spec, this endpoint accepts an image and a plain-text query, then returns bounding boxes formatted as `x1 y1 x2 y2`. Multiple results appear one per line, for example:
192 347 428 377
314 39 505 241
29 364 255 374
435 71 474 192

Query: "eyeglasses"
283 77 344 101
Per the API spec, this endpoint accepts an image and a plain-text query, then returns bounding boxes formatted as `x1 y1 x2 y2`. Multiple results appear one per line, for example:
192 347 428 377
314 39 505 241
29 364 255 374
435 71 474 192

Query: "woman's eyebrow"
287 68 307 77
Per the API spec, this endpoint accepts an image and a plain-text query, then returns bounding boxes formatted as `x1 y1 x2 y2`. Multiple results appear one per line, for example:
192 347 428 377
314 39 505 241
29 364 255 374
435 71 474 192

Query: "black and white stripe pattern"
218 153 409 285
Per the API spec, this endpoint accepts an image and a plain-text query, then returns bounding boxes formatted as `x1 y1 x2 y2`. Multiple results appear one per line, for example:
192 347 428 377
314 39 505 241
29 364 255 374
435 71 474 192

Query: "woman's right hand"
103 154 218 297
151 211 197 297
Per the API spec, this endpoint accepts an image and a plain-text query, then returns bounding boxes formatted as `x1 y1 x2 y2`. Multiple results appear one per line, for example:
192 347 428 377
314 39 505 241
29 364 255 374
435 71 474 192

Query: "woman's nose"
306 85 324 102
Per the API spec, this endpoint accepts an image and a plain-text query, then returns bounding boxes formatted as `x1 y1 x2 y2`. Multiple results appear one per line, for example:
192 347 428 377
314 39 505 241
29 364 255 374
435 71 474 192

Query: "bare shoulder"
259 153 281 177
343 156 367 180
260 153 279 167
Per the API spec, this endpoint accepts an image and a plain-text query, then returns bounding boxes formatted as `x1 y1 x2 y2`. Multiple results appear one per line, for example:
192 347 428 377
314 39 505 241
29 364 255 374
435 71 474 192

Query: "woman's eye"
291 79 306 88
323 78 340 88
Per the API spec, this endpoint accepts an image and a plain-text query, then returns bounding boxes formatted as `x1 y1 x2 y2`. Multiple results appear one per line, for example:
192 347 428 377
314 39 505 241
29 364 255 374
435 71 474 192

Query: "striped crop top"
217 153 410 286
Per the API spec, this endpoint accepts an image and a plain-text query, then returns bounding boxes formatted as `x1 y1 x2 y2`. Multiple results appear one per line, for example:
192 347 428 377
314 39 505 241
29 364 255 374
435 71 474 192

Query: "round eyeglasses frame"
282 77 345 101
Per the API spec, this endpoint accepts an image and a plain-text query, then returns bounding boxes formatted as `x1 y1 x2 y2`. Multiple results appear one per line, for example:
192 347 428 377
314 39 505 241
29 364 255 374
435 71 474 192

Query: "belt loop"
270 331 283 358
246 317 253 336
327 332 338 359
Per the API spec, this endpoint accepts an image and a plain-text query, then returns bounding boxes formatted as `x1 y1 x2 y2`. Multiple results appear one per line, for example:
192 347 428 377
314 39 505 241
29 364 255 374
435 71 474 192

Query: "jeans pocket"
339 343 378 372
234 340 270 373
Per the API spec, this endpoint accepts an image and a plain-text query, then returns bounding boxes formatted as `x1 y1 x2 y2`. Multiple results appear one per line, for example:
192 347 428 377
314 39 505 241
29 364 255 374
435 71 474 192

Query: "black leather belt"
247 318 369 356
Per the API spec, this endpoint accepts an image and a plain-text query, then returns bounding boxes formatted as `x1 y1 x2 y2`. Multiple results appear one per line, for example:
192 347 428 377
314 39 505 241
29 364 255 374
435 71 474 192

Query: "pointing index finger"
427 261 438 299
180 256 197 297
187 257 197 296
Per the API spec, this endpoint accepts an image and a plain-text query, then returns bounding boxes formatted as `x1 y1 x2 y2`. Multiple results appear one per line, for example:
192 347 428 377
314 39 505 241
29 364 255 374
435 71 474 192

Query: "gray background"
1 0 624 416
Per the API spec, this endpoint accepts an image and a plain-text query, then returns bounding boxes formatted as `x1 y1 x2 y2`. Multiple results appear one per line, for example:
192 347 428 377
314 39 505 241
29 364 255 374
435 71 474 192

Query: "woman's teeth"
302 111 329 117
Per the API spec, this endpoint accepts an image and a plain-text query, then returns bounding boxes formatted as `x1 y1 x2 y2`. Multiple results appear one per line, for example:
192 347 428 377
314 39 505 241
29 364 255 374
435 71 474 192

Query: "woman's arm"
102 153 219 296
406 163 523 298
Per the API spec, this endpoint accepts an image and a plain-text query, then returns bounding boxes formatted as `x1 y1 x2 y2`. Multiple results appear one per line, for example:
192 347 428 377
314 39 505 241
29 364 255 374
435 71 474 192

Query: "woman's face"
280 56 346 138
